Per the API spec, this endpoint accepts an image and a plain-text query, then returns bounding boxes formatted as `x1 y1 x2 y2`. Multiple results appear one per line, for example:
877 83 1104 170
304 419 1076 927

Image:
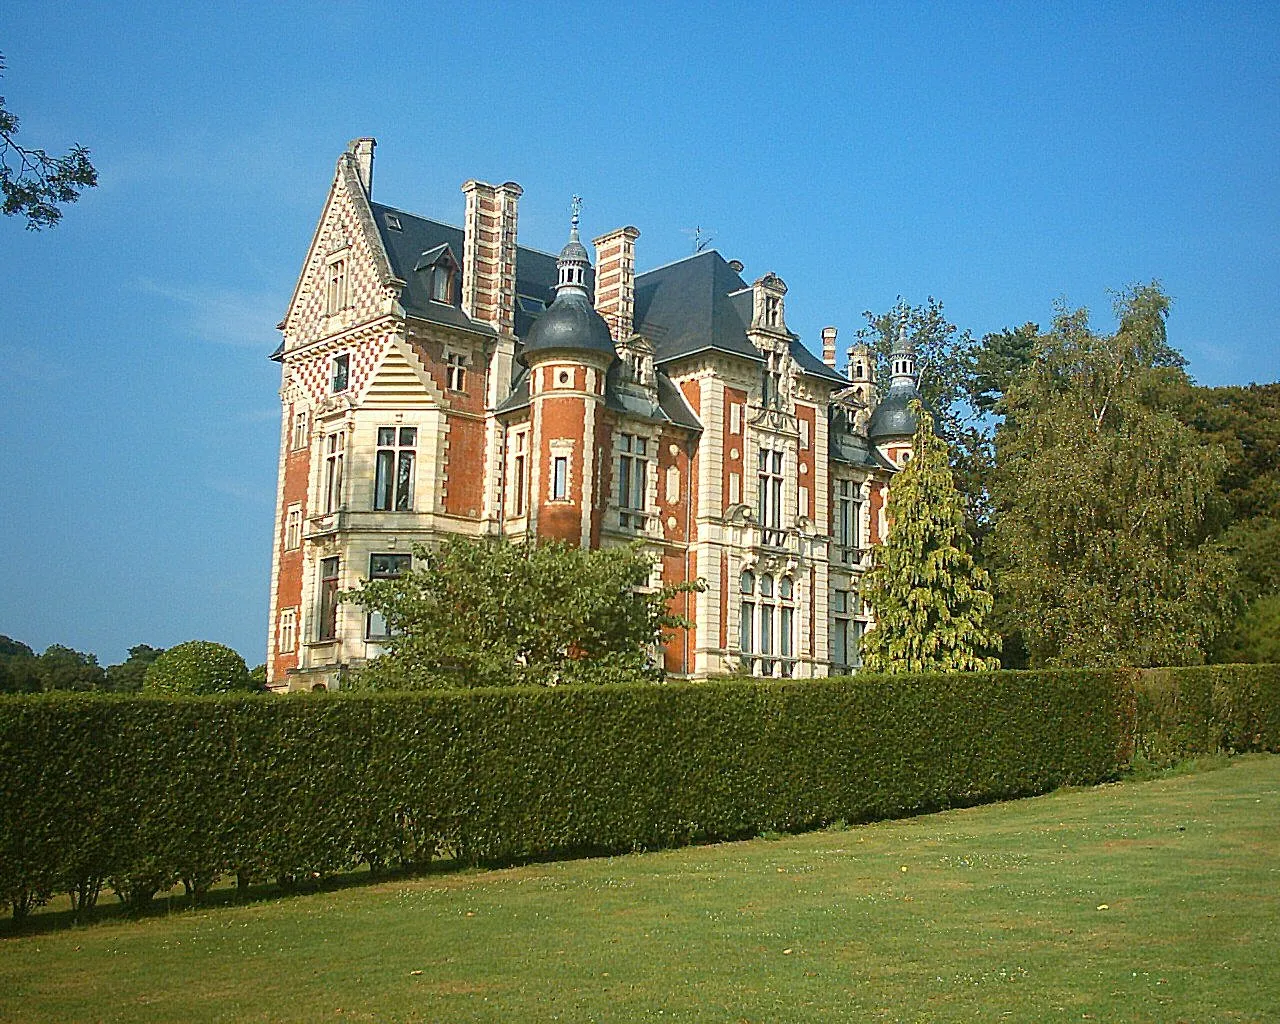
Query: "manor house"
265 139 921 690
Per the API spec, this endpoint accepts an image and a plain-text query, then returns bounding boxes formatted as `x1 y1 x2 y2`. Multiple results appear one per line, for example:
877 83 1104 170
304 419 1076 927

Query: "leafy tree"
1212 593 1280 664
36 645 105 691
1 54 98 229
860 402 1000 673
347 538 699 689
990 283 1237 668
143 641 252 695
104 644 165 693
970 323 1039 417
0 636 40 693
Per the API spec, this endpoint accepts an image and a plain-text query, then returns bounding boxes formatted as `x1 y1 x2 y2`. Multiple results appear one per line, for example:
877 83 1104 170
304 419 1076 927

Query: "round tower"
866 321 922 467
521 198 616 546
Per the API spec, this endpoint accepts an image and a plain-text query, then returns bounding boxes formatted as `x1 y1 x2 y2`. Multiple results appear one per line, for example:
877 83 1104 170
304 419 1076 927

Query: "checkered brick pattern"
290 334 392 407
287 175 391 344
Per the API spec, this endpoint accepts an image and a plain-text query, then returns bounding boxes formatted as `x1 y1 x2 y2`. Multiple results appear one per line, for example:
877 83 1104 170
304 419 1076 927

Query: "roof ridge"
369 202 562 260
636 248 722 279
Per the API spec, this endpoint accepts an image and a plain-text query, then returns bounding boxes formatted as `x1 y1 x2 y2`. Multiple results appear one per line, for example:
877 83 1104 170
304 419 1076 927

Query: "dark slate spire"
519 196 615 366
866 318 923 443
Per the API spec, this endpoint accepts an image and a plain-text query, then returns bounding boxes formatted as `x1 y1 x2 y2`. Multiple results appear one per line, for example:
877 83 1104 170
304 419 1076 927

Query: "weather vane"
570 194 582 229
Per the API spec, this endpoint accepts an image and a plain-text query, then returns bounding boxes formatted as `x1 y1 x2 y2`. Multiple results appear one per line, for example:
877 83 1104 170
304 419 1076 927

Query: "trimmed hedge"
4 664 1276 921
0 668 1137 921
1133 663 1280 765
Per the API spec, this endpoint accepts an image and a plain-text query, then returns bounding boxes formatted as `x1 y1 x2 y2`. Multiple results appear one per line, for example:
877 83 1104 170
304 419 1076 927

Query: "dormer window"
431 264 454 303
766 295 780 327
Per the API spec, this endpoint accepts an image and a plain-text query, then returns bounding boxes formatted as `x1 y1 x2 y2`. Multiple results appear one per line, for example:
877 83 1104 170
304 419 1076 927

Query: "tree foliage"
860 402 1000 673
0 53 98 229
990 284 1237 668
104 644 164 693
142 641 252 695
347 538 699 689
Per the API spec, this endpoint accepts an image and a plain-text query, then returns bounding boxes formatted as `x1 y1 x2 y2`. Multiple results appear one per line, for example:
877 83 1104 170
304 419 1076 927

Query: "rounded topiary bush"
143 640 253 695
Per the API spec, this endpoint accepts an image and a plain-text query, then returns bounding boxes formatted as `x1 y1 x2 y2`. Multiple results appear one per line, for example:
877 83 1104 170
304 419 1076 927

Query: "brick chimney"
821 325 838 368
349 138 375 197
461 179 522 335
592 226 641 342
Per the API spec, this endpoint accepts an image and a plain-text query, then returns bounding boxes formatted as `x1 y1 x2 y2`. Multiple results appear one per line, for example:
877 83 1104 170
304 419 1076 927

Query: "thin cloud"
136 278 282 349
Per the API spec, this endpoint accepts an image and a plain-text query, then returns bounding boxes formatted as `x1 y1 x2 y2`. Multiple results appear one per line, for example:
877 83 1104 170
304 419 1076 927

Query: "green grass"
3 756 1278 1024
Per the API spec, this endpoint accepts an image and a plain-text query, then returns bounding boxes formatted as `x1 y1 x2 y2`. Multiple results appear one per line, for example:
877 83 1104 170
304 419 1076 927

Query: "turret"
522 197 615 546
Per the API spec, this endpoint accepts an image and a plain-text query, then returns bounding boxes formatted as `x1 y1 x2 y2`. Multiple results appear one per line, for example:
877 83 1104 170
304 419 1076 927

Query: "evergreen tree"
860 402 1000 673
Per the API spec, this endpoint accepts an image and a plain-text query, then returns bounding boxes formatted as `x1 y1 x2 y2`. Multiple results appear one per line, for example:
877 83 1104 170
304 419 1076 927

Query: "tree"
36 645 106 691
990 284 1237 668
105 644 165 693
1 53 98 229
859 402 1000 674
142 641 252 695
346 537 699 690
0 636 40 693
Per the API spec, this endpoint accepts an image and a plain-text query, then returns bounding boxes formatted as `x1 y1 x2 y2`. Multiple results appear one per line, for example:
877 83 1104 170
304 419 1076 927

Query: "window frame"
757 447 786 546
326 258 348 315
331 353 350 394
291 408 309 451
323 430 345 514
365 553 412 640
617 433 650 530
445 351 467 393
284 503 303 550
317 557 340 642
738 569 797 677
373 425 417 512
278 607 297 655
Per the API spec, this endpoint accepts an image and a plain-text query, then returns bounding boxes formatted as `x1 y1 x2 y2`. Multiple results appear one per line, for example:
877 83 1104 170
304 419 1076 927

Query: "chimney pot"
349 138 375 197
821 325 838 368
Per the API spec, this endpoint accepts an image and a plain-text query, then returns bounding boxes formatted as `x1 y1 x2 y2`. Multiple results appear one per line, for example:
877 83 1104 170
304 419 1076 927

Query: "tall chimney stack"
821 325 838 368
349 138 375 197
592 226 641 342
461 179 522 334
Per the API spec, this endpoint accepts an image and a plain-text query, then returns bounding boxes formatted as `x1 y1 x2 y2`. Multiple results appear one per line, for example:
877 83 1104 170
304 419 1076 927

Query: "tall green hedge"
0 668 1141 921
1132 663 1280 765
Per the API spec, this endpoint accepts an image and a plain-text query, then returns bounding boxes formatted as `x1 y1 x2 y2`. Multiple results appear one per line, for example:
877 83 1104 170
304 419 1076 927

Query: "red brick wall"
272 405 310 681
537 394 588 544
869 480 885 545
796 403 816 519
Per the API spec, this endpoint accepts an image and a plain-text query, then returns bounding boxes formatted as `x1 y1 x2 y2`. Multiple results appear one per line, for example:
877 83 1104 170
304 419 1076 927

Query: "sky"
1 2 1277 668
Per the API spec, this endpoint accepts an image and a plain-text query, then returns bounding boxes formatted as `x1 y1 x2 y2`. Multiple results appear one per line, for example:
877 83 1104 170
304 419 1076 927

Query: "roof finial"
570 194 582 240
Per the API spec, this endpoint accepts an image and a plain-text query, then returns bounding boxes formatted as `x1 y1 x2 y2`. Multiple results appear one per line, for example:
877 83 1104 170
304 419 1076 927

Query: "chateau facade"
266 140 920 691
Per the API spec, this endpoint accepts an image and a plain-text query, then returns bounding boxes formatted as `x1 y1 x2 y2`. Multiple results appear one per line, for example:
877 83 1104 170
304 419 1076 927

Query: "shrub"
0 668 1141 920
1133 663 1280 766
142 641 251 695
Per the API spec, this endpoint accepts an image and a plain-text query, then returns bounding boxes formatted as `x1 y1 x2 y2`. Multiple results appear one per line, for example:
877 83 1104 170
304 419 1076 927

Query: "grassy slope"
2 756 1277 1024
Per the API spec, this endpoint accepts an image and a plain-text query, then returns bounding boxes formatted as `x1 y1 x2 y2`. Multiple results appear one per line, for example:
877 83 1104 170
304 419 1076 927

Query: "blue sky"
2 2 1277 667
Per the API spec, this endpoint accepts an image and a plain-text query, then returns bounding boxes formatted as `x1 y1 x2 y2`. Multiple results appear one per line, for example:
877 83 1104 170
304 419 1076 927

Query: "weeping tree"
860 402 1000 673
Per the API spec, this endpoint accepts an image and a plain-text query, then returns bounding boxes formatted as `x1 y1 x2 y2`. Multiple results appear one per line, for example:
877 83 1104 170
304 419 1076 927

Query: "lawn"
2 755 1277 1023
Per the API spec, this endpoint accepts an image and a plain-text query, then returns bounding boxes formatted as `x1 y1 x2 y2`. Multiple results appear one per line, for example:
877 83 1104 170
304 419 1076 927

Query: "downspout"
683 430 695 677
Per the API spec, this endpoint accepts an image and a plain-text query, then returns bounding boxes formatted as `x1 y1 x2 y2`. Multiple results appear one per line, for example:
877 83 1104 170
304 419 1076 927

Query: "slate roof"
633 250 849 386
829 407 897 470
368 202 574 338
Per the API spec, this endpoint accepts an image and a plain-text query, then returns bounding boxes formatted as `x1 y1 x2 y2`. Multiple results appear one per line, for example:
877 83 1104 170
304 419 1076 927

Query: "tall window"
331 353 350 393
835 479 861 563
324 431 345 513
511 432 527 517
278 608 297 655
326 259 347 314
552 455 569 501
832 588 863 671
739 570 796 677
291 408 309 450
374 426 416 511
763 351 784 406
618 434 648 529
431 263 455 303
284 504 302 550
317 557 340 641
758 448 785 546
445 352 466 392
365 553 411 639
